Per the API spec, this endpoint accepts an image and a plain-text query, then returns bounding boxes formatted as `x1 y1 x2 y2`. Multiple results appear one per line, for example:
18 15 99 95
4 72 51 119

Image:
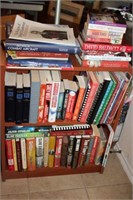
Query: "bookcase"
0 45 132 181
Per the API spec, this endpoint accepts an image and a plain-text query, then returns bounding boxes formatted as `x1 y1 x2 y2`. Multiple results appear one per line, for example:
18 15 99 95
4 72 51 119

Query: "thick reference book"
29 70 40 123
15 74 23 124
22 73 31 123
5 71 16 122
9 15 77 46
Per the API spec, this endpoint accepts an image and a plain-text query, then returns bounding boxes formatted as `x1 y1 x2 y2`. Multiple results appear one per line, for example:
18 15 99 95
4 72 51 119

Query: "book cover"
5 139 15 171
9 15 77 46
48 70 61 122
16 138 22 171
22 73 31 123
44 135 50 167
5 71 16 122
60 135 69 167
26 138 36 171
48 136 56 167
67 136 75 168
80 71 100 123
72 135 81 168
72 75 88 121
15 74 23 124
37 70 47 123
29 70 40 123
54 136 63 167
56 81 65 119
12 139 18 171
20 138 27 170
36 137 44 168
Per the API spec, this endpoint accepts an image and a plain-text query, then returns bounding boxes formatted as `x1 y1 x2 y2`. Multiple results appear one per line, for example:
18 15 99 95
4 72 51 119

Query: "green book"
94 72 116 124
5 131 49 139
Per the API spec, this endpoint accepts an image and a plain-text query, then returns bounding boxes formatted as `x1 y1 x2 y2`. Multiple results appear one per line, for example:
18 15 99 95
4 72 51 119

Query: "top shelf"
0 47 132 73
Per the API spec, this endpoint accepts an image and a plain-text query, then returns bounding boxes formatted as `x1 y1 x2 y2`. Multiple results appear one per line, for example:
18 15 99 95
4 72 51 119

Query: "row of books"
5 69 131 124
5 124 114 171
76 11 132 68
4 15 81 69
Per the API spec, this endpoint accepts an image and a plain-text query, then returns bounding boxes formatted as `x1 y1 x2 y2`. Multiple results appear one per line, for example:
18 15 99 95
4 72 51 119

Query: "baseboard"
115 143 133 185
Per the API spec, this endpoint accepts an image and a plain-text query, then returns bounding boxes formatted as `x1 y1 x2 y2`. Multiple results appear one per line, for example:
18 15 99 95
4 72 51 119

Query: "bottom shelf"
2 165 104 181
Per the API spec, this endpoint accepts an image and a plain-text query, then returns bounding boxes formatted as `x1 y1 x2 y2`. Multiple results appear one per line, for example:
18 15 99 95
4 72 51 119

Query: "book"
12 139 18 171
51 124 91 131
6 56 73 69
77 136 90 167
22 73 31 123
9 15 77 46
54 136 63 167
5 139 15 171
7 50 69 61
5 71 16 122
15 74 23 124
87 72 112 124
44 135 50 167
20 138 27 170
93 72 116 124
16 138 22 171
36 137 44 168
48 70 61 122
6 131 45 139
65 80 78 120
48 136 56 167
80 71 100 123
72 135 81 168
89 124 100 164
84 136 94 165
56 81 65 119
77 34 132 52
26 137 36 171
37 70 47 123
67 136 75 168
29 70 40 123
72 75 88 121
60 135 69 167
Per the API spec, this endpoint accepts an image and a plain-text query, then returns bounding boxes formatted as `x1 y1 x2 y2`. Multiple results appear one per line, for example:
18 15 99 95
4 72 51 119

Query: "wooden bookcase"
0 47 132 181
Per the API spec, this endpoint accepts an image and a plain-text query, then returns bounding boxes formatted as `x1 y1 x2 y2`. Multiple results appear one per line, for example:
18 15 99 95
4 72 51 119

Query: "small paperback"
9 15 76 46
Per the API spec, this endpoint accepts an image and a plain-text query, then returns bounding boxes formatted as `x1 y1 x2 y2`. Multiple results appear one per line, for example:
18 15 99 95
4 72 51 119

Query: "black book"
87 72 111 124
15 74 23 124
72 136 81 168
22 73 31 123
5 71 16 122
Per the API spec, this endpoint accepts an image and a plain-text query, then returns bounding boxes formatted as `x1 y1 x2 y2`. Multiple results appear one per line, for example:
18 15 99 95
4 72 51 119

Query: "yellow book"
48 136 56 167
26 138 36 171
12 139 18 171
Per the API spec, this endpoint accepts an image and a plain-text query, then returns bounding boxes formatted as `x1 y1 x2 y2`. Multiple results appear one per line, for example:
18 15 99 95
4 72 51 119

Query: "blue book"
7 56 73 69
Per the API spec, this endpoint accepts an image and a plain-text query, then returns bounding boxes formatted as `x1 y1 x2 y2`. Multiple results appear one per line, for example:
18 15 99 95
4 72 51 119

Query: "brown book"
60 136 69 167
72 136 81 168
16 138 22 172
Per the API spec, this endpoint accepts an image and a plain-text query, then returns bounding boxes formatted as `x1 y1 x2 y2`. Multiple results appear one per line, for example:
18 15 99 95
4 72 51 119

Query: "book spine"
44 136 49 167
36 137 44 168
43 83 52 122
20 138 27 170
60 136 69 167
95 137 107 165
15 87 23 124
81 60 129 68
54 136 63 167
88 23 126 32
16 138 22 171
81 55 131 62
72 88 85 121
26 138 36 171
22 86 30 123
85 137 94 165
48 136 56 167
48 82 60 122
5 139 15 171
56 91 65 119
67 136 75 168
65 90 77 120
38 84 46 123
85 29 123 38
61 90 69 120
6 132 44 139
89 136 100 164
89 20 126 28
12 139 18 171
72 136 81 168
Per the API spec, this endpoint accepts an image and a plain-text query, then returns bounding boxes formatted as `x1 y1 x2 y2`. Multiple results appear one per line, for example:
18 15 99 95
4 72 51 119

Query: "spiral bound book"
51 124 90 131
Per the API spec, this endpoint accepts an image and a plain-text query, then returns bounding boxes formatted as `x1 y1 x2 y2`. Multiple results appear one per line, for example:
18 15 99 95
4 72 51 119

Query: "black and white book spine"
36 137 44 167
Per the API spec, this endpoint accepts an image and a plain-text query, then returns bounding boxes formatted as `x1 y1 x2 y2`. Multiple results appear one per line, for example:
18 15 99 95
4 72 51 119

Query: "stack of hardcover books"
76 11 132 68
4 15 80 70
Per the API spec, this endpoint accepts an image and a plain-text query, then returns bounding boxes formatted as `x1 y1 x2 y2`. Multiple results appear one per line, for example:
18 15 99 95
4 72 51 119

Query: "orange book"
72 75 88 121
26 138 36 171
5 139 15 171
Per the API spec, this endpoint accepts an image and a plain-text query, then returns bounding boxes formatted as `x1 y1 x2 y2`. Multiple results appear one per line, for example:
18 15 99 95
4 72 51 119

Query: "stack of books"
76 11 132 68
4 15 81 70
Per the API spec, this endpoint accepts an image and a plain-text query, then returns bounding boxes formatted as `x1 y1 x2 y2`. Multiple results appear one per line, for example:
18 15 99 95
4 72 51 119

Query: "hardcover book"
16 138 23 171
60 135 69 167
5 139 15 171
26 137 36 171
54 136 63 167
72 135 81 168
67 136 75 168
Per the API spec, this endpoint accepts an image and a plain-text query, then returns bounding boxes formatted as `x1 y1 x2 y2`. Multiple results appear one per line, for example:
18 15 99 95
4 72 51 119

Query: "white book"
44 136 49 167
20 138 27 170
9 15 76 46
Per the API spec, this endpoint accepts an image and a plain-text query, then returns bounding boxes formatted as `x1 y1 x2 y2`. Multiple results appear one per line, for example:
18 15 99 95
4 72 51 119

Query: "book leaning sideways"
9 15 77 47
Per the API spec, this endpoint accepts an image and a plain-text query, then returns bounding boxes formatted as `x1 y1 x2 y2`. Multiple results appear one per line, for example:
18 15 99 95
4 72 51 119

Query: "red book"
16 138 22 171
5 139 15 171
80 72 100 123
54 136 63 167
